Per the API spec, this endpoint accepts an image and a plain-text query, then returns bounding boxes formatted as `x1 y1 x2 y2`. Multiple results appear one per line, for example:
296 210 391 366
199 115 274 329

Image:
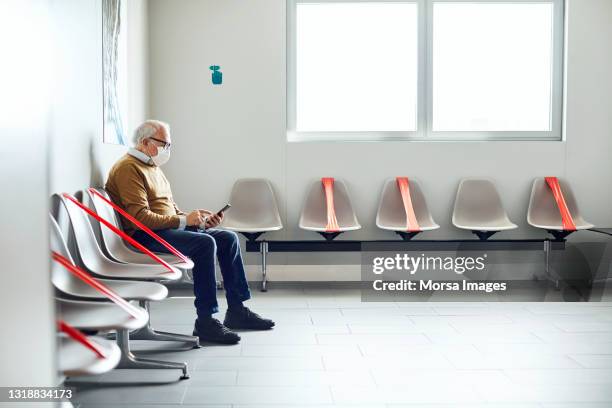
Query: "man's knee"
192 233 217 256
215 230 240 249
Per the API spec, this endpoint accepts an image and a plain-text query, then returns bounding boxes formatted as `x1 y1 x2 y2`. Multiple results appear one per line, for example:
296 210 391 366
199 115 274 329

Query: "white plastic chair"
58 332 120 377
527 177 594 239
452 179 517 240
56 298 148 332
52 193 182 281
85 188 194 272
376 178 439 240
299 178 361 240
50 215 168 302
222 178 283 241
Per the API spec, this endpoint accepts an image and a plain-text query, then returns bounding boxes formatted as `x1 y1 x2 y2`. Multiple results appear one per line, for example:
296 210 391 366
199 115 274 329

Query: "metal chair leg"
544 239 551 279
116 329 190 380
128 301 200 348
261 241 268 292
543 239 562 290
216 261 224 290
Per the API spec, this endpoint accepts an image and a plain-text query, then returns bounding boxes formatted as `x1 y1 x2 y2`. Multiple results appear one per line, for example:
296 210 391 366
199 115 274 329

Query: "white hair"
132 120 171 147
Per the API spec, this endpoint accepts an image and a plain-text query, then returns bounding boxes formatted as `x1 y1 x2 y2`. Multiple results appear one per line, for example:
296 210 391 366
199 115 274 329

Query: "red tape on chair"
58 320 106 359
545 177 577 231
322 178 340 232
62 193 175 274
396 177 421 232
88 188 190 264
52 251 143 319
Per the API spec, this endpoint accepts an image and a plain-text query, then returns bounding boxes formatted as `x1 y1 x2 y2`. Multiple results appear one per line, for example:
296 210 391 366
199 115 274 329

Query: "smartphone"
216 203 231 216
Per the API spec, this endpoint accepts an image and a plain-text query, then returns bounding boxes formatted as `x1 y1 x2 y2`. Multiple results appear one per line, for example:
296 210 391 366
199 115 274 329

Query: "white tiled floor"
68 286 612 407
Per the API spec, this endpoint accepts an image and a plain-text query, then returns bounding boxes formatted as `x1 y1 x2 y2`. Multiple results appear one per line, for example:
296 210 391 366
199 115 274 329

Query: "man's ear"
142 139 152 153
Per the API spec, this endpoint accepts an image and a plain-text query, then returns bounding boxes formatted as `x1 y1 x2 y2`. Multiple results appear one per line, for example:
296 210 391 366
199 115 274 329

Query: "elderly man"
106 120 274 345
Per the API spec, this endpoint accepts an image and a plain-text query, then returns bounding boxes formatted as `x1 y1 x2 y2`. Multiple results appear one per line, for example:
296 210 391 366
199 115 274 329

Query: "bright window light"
0 1 52 129
296 2 418 132
432 3 554 132
289 0 563 141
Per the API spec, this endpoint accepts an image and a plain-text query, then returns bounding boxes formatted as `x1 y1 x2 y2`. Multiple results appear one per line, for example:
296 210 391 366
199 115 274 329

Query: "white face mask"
151 148 170 166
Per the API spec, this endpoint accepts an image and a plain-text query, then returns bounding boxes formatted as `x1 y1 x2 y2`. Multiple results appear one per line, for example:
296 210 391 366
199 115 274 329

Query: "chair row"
51 189 198 381
50 177 591 378
222 177 593 241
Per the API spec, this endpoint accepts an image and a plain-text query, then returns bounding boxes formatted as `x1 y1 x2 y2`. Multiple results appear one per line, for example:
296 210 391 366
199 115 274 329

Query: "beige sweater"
105 154 184 235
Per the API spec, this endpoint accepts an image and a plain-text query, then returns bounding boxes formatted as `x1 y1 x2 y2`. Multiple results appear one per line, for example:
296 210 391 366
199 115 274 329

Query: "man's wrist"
199 216 209 230
178 215 187 229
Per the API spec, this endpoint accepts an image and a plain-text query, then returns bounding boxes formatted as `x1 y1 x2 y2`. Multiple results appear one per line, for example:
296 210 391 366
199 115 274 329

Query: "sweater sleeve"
173 200 186 216
113 164 180 230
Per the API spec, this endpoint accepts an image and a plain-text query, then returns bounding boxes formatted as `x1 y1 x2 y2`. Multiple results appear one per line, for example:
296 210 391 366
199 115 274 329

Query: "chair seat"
528 217 594 231
452 179 518 232
85 259 182 281
376 178 440 232
299 179 361 232
453 218 518 231
56 298 148 331
300 224 362 232
58 278 168 302
113 247 194 270
527 178 594 231
222 178 283 233
223 224 283 233
378 223 439 231
58 334 120 376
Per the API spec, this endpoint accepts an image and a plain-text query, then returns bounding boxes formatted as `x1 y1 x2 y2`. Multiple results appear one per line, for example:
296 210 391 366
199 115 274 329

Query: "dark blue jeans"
132 227 251 316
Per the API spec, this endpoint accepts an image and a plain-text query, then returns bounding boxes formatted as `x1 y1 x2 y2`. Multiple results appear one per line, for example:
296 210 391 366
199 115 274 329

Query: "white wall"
0 0 56 391
50 0 149 195
0 0 150 389
126 0 150 143
148 0 612 280
0 0 148 392
0 0 150 390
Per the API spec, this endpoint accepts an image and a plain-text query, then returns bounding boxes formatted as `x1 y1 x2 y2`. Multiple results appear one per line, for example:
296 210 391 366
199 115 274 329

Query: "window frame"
287 0 565 142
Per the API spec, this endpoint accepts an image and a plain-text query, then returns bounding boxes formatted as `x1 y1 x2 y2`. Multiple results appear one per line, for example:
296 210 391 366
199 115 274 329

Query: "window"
288 0 565 141
295 2 418 132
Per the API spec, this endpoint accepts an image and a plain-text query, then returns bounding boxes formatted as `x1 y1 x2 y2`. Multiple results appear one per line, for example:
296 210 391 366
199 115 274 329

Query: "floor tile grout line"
565 353 592 368
179 381 189 405
368 367 378 387
327 384 335 405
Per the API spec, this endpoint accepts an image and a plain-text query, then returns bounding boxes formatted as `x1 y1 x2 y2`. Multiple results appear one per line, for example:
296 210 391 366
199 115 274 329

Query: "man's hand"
186 210 204 226
197 209 213 217
195 209 224 229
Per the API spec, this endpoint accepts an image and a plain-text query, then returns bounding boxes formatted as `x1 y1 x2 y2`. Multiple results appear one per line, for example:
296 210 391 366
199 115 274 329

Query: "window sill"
287 131 563 143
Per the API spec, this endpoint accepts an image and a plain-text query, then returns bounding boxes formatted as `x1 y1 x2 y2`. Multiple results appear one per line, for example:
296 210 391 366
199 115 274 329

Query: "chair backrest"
527 177 593 230
223 178 283 231
452 179 514 229
49 214 79 295
299 178 360 231
376 178 438 231
84 188 128 259
51 193 111 273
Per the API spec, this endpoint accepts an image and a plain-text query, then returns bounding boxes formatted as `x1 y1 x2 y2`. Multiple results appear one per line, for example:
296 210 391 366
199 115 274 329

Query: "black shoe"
193 317 241 344
223 306 275 330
